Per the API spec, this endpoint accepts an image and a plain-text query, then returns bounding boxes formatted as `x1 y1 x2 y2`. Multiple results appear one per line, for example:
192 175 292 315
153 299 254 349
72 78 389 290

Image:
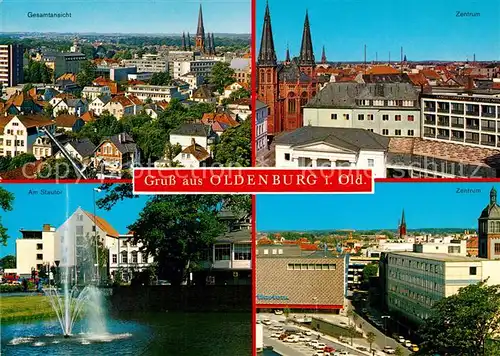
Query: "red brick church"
257 3 319 136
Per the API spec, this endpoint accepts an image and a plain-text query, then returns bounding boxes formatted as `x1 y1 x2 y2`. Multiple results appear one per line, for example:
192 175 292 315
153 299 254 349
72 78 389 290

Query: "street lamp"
381 315 391 347
93 188 102 285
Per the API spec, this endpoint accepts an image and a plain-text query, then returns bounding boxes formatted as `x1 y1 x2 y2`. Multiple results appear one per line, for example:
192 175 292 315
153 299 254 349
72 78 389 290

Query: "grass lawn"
0 295 56 322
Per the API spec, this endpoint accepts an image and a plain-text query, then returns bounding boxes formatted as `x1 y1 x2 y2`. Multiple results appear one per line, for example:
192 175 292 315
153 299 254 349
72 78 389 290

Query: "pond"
1 312 251 356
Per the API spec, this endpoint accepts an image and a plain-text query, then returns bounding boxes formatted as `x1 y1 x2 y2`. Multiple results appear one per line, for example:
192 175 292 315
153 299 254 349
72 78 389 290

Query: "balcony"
481 140 496 147
424 119 436 126
481 126 496 133
466 111 480 116
437 108 449 113
466 125 479 131
482 112 496 118
451 123 464 129
465 138 479 144
424 132 436 138
437 134 449 140
437 119 450 127
451 135 464 142
451 108 464 114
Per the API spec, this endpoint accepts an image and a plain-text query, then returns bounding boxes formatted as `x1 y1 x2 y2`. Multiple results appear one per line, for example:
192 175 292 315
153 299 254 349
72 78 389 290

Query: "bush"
0 284 23 293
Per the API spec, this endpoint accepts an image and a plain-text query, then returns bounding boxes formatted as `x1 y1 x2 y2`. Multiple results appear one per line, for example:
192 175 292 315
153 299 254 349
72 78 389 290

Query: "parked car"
270 332 281 338
384 346 396 354
405 340 412 348
356 346 368 351
398 336 405 343
315 343 327 350
308 340 320 347
274 310 283 315
303 330 313 336
411 344 419 352
262 319 272 326
324 346 335 353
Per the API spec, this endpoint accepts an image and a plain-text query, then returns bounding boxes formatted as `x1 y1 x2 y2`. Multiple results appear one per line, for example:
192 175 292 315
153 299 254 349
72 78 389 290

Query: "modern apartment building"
385 251 500 324
0 44 24 87
256 245 346 311
123 54 168 73
421 92 500 149
303 83 421 138
172 59 221 80
15 224 58 277
126 84 184 103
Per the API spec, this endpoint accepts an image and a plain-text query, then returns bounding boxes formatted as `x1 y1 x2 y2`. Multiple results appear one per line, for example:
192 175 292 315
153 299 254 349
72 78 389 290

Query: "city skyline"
0 0 251 34
257 0 500 62
1 184 149 257
256 183 495 232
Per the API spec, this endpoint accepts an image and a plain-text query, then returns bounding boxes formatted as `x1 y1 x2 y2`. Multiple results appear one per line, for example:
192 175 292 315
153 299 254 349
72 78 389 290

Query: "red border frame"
250 0 256 352
256 304 343 310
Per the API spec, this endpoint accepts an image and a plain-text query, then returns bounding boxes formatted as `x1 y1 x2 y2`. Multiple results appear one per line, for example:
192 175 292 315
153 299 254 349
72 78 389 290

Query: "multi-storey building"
15 224 57 277
93 133 139 178
0 115 56 157
108 232 155 283
172 59 221 80
303 83 421 138
54 52 87 78
255 100 268 156
81 86 111 101
385 251 500 324
126 84 184 103
478 186 500 259
123 54 168 73
0 44 24 87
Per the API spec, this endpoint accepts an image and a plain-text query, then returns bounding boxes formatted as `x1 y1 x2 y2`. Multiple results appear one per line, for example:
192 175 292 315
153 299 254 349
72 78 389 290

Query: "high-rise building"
0 44 24 87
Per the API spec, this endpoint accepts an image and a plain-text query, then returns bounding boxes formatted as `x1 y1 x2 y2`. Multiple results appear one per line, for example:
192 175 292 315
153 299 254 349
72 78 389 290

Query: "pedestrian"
22 278 28 292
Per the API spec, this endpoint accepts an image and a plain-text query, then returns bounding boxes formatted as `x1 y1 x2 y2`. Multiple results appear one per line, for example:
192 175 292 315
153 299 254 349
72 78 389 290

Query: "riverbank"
0 295 56 322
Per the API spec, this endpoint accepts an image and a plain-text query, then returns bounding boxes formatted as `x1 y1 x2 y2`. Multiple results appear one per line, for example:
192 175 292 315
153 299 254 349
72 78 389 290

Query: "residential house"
2 91 43 114
274 126 389 178
0 114 56 157
223 81 249 100
103 96 135 119
201 111 239 135
143 103 163 119
174 138 211 168
55 114 85 132
93 133 139 178
169 123 214 152
80 111 97 123
50 97 87 117
179 72 204 90
55 138 96 166
108 232 155 283
93 77 118 95
230 57 251 84
32 132 69 160
192 85 216 103
89 96 111 116
227 98 251 121
81 86 111 101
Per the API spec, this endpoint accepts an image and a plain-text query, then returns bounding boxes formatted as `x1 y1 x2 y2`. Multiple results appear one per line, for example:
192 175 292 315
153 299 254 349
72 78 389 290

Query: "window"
284 153 290 161
408 130 415 136
368 159 374 167
131 251 138 263
395 115 402 121
287 98 296 114
121 251 128 263
495 243 500 255
76 226 84 235
382 129 389 135
331 114 337 120
408 115 414 121
367 114 374 121
395 129 402 136
469 267 477 275
358 114 364 121
234 244 251 260
142 253 148 263
36 243 43 250
112 254 117 263
37 254 43 260
77 214 83 221
343 114 350 120
215 244 231 261
287 263 336 270
367 129 374 132
382 115 389 121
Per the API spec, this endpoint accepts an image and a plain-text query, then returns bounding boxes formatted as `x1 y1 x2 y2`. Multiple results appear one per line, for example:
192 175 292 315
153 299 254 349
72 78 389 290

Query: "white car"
303 330 313 336
270 332 281 338
262 319 272 326
383 346 396 354
315 343 327 350
405 340 413 347
398 336 405 343
308 340 320 347
298 335 310 343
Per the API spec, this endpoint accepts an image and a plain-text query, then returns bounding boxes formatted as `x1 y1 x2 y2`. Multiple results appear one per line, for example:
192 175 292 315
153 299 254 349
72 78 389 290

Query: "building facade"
108 233 154 282
126 84 184 103
15 224 57 277
123 55 168 73
255 100 269 155
54 52 87 78
0 44 24 87
257 4 319 136
478 187 500 259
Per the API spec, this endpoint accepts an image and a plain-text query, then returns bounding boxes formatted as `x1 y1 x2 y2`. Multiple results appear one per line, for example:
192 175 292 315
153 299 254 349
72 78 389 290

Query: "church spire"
258 1 277 67
285 44 290 63
321 45 327 64
187 32 192 51
491 186 497 205
206 32 212 54
399 209 407 238
182 32 187 51
299 10 315 66
195 4 206 52
211 33 216 55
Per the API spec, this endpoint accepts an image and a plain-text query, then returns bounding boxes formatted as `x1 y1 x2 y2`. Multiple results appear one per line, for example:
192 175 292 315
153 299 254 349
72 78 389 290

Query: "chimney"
191 138 196 146
43 224 51 232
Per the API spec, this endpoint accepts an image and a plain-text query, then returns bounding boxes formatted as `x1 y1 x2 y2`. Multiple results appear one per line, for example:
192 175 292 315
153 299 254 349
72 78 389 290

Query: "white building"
89 96 111 116
123 54 168 73
81 86 111 101
108 233 154 283
172 59 222 80
127 72 154 81
126 85 184 103
0 114 56 157
274 126 389 178
169 123 213 151
386 252 500 324
15 224 58 277
255 100 268 156
50 97 87 117
173 139 211 168
227 99 251 121
303 83 421 138
179 72 204 90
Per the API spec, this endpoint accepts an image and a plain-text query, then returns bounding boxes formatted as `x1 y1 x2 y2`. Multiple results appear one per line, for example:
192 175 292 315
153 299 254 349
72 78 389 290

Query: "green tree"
228 87 250 101
347 325 357 346
127 195 249 285
213 118 251 167
149 72 171 86
0 156 12 172
394 346 404 356
76 60 98 87
209 61 235 94
22 83 34 92
43 103 54 118
24 60 53 83
78 112 123 145
37 158 78 179
362 263 378 282
417 281 500 356
0 255 16 269
8 153 36 170
366 331 376 351
0 188 14 245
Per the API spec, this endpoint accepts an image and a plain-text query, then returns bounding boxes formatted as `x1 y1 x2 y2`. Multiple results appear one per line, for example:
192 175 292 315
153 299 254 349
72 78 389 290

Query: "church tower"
195 4 206 53
257 2 281 135
478 187 500 259
298 11 315 77
321 46 327 64
399 209 407 239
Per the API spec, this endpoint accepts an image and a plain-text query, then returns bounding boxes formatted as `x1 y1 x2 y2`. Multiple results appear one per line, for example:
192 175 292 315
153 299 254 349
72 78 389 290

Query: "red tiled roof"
82 210 120 238
181 144 210 161
55 114 80 127
466 236 478 249
80 111 96 122
366 66 399 75
201 112 239 128
0 160 44 180
407 73 429 86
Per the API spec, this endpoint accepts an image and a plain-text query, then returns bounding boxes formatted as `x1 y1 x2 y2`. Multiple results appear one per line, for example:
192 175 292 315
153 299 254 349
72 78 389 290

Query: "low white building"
126 84 184 103
15 224 58 277
81 86 111 101
89 96 111 116
172 58 222 80
108 233 154 283
227 99 251 121
173 139 211 168
274 126 389 178
179 72 204 90
169 123 213 151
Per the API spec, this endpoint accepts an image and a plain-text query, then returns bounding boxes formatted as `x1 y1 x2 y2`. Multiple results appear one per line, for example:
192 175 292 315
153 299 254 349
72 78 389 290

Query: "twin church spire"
258 2 316 67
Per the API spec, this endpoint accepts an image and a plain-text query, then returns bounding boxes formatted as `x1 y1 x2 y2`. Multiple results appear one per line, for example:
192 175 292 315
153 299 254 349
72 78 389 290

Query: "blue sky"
257 0 500 61
1 0 250 34
0 184 149 257
256 183 496 231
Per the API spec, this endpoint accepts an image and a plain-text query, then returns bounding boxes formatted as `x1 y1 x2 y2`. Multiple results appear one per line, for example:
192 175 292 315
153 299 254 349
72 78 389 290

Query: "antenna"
364 44 367 73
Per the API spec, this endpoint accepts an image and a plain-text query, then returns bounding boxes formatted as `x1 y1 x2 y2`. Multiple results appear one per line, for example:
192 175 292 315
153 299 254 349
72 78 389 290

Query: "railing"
451 109 464 114
424 106 436 112
451 123 464 128
466 111 480 116
481 140 496 147
465 138 479 144
437 108 449 113
466 125 480 130
437 121 450 127
482 112 496 118
481 126 496 132
451 136 464 142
